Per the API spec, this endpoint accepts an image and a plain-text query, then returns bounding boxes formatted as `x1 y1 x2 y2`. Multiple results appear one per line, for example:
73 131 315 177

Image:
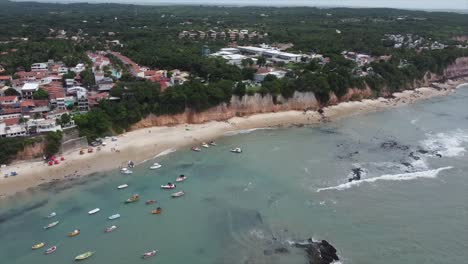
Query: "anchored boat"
142 250 158 259
75 251 94 261
44 246 57 254
117 184 128 189
108 214 120 220
32 242 45 250
125 194 140 203
105 225 117 233
171 191 185 198
44 221 59 230
88 208 100 215
150 163 162 169
68 229 81 237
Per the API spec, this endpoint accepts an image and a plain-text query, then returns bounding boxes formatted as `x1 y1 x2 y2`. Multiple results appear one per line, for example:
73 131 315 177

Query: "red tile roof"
0 75 12 81
33 100 49 107
3 118 20 126
42 86 65 99
0 96 18 102
1 108 21 114
20 100 35 107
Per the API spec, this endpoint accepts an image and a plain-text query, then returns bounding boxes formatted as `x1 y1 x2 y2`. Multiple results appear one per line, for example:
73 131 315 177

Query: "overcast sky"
15 0 468 11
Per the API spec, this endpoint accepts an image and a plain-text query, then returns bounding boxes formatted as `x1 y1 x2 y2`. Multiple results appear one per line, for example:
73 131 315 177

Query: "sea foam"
317 166 452 192
421 129 468 157
224 127 274 136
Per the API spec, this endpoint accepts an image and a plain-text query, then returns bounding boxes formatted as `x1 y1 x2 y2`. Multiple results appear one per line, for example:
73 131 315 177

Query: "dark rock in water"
295 239 339 264
380 140 410 151
348 168 362 182
417 149 429 154
409 152 420 160
436 153 443 158
274 247 290 254
318 108 324 114
263 249 273 256
401 162 413 168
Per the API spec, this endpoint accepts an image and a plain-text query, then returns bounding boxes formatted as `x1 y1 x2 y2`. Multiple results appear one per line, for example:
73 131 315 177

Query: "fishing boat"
171 191 185 198
176 175 187 182
151 207 162 214
161 183 176 189
108 214 120 220
117 184 128 189
125 194 140 203
44 221 59 230
142 250 158 259
145 200 156 205
201 142 209 148
44 246 57 254
68 229 81 237
47 212 56 218
209 141 217 146
75 251 94 261
149 163 162 169
88 208 100 215
32 242 45 250
230 147 242 153
128 160 135 168
105 225 117 233
191 146 201 152
120 168 133 175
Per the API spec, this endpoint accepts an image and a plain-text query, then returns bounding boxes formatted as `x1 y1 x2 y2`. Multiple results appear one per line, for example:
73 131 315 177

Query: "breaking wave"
420 129 468 157
317 166 452 192
154 148 177 158
224 127 274 136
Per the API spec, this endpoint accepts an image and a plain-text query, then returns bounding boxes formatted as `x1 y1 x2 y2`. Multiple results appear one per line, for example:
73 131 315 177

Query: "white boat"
142 250 158 259
47 212 56 218
88 208 100 215
161 183 176 189
128 160 135 168
149 163 162 170
201 143 209 148
209 141 217 146
171 191 185 198
44 221 59 230
121 168 133 174
191 146 201 152
108 214 120 220
230 147 242 153
176 175 187 182
117 184 128 189
44 245 57 254
105 225 117 233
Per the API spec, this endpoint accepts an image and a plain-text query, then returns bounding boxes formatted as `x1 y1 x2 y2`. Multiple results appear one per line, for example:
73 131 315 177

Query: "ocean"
1 85 467 263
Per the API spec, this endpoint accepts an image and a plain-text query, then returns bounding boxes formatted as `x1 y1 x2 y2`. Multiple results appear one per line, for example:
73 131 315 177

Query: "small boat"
125 194 140 203
142 250 158 259
150 163 162 170
47 212 57 218
201 142 209 148
68 229 81 237
108 214 120 220
44 221 59 230
75 251 94 261
117 184 128 189
105 225 117 233
151 207 162 214
44 246 57 254
191 146 201 152
161 183 176 189
145 200 156 205
171 191 185 198
128 160 135 168
32 242 45 250
230 147 242 153
88 208 100 215
176 175 187 182
120 168 133 174
209 141 217 146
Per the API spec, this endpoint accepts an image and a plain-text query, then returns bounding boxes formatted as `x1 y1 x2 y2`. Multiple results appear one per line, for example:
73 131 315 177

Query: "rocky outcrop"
15 141 45 160
444 57 468 79
295 239 340 264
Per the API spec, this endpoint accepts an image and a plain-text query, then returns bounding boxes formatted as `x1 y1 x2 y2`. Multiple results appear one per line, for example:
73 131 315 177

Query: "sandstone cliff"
15 141 45 160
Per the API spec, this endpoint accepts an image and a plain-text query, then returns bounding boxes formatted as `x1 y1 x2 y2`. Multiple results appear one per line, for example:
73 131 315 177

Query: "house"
0 121 27 138
254 68 287 83
28 119 62 134
0 96 19 106
97 77 114 92
31 63 48 71
0 75 12 82
88 92 109 107
237 46 303 63
21 82 39 99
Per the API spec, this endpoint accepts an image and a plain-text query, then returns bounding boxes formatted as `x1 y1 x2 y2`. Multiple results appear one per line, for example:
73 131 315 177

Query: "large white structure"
237 46 303 63
31 63 48 71
21 82 39 99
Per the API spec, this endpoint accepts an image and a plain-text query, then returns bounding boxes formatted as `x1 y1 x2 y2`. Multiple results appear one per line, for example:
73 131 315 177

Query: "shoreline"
1 79 467 199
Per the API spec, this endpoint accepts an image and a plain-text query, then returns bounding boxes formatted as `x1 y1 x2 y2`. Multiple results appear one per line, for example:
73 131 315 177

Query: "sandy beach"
1 79 466 198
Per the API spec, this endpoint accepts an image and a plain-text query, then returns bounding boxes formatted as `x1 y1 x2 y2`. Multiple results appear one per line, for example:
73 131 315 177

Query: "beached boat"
125 194 140 203
209 141 217 146
201 142 209 148
161 183 176 189
32 242 45 250
47 212 56 218
128 160 135 168
117 184 128 189
120 168 133 175
171 191 185 198
44 221 59 230
230 147 242 153
191 146 201 152
108 214 120 220
68 229 81 237
145 200 156 205
176 175 187 182
151 207 162 214
142 250 158 259
75 251 94 261
88 208 100 215
149 163 162 169
105 225 117 233
44 246 57 254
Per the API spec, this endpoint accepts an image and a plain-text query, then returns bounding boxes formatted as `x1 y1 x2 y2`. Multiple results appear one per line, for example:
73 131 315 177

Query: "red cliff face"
15 142 45 160
444 57 468 79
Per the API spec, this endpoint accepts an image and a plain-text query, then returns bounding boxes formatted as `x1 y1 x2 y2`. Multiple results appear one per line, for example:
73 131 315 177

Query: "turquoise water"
1 86 468 263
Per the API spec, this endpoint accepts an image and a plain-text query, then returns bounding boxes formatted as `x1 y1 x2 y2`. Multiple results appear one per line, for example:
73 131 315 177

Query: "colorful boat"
161 183 176 189
88 208 100 215
145 200 156 205
176 175 187 182
142 250 158 259
32 242 45 250
191 146 201 152
171 191 185 198
108 214 120 220
125 194 140 203
105 225 117 233
44 246 57 254
75 251 94 261
44 221 59 230
68 229 80 237
151 207 162 214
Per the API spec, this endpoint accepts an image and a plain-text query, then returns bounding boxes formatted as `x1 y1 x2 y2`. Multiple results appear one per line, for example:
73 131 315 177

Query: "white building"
0 122 27 138
237 46 303 63
31 63 48 71
254 70 287 83
21 82 39 99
